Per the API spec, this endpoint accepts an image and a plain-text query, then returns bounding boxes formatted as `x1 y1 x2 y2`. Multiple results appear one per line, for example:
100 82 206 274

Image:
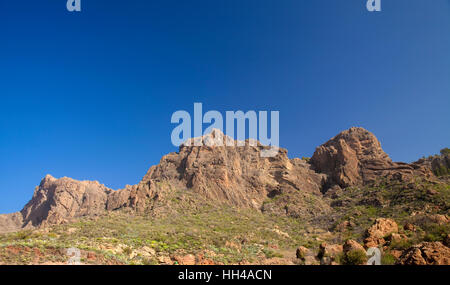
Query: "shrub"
122 246 133 255
389 239 412 250
262 248 283 258
422 223 450 242
15 230 33 240
341 249 367 265
440 148 450 156
434 166 449 177
381 253 396 265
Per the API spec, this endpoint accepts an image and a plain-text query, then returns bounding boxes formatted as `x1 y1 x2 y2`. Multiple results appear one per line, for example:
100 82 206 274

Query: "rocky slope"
0 127 448 265
0 127 443 233
106 129 331 219
1 128 331 232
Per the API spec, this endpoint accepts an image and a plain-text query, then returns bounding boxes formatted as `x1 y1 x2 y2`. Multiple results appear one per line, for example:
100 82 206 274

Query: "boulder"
343 240 365 254
296 246 309 260
335 220 355 232
365 218 398 244
429 214 449 225
388 233 408 244
172 254 196 265
397 242 450 265
318 243 343 265
404 223 416 232
364 218 398 248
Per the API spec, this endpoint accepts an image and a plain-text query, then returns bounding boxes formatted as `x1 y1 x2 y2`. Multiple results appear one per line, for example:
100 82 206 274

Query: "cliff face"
0 127 440 233
106 129 331 218
0 175 112 233
310 127 433 189
19 175 112 228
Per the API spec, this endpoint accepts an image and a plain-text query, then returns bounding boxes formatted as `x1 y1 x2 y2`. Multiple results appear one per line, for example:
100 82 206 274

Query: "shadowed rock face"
0 127 440 232
0 213 24 233
107 129 331 218
0 175 112 233
19 175 112 228
310 127 433 189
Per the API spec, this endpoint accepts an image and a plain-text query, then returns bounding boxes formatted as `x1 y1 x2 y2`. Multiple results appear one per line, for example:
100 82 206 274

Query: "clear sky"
1 0 449 214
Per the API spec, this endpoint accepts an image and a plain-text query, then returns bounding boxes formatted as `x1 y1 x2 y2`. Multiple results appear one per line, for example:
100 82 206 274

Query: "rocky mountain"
310 127 433 189
0 127 443 233
0 127 448 265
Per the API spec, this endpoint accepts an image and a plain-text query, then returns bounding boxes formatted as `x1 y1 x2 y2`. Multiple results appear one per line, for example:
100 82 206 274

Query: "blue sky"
1 0 449 213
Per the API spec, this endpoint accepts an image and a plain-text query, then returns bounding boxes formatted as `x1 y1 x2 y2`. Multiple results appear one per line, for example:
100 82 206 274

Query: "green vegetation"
434 165 450 177
381 253 396 265
389 239 412 250
441 148 450 156
0 175 448 265
0 202 322 265
340 249 367 265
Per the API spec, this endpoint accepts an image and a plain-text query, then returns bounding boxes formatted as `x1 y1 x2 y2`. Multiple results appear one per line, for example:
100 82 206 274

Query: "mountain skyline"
1 126 448 265
1 0 450 214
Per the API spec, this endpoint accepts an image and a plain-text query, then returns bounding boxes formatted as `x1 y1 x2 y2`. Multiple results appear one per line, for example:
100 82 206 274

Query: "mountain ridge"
0 127 446 234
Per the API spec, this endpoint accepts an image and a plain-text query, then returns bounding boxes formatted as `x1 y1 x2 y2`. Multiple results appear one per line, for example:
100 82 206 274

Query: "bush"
341 249 367 265
434 165 449 177
440 148 450 156
15 230 33 240
423 223 450 242
122 246 133 255
262 248 283 258
381 253 396 265
389 239 412 250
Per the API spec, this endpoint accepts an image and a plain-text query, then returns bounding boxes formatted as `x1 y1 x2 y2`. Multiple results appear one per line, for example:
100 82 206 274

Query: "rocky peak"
0 127 438 233
181 128 236 148
111 128 330 218
310 127 432 188
20 175 112 228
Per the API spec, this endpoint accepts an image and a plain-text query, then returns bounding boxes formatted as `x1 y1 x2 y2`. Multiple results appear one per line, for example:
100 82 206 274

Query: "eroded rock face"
0 128 441 233
20 175 112 228
397 242 450 265
310 127 432 188
0 175 112 232
0 213 24 234
1 129 333 231
109 129 331 219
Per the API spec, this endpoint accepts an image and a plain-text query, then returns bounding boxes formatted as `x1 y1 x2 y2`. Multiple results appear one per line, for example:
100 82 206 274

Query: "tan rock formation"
107 129 331 219
0 175 112 232
397 242 450 265
1 129 332 231
364 218 399 248
343 239 365 254
310 127 432 188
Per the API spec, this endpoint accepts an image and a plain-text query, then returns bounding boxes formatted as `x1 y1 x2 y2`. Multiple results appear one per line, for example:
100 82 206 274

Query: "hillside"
0 127 449 265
